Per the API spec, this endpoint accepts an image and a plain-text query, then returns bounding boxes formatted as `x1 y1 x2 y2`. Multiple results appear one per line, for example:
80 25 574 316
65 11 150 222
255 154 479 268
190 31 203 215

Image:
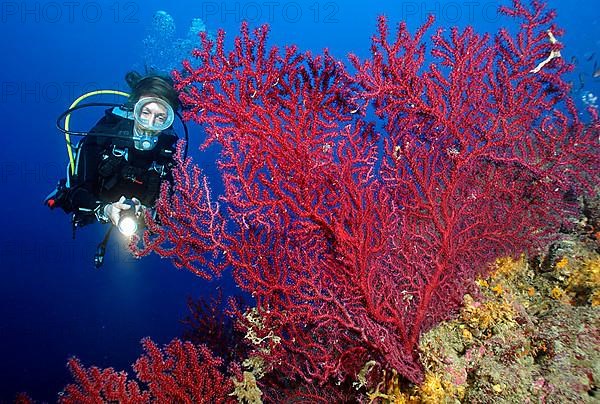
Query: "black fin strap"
94 226 114 269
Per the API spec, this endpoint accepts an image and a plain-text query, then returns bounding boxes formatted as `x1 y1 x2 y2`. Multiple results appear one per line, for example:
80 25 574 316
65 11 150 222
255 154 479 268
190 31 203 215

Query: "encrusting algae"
361 233 599 403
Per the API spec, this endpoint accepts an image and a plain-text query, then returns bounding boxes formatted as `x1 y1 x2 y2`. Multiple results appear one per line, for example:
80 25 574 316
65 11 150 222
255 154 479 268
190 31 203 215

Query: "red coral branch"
60 339 234 403
131 142 227 281
59 358 149 403
134 338 234 403
151 0 599 386
350 0 599 358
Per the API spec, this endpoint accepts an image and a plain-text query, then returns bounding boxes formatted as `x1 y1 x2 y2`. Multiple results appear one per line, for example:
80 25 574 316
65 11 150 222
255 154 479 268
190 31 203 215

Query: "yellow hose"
65 90 130 175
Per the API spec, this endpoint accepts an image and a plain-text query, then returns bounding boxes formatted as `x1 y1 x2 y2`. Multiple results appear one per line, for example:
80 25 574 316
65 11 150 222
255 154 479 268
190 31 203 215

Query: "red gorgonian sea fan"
136 0 599 385
60 339 234 403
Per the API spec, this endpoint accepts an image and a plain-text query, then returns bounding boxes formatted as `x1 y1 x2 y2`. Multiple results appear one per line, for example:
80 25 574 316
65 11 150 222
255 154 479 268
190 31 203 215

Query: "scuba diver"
45 71 188 267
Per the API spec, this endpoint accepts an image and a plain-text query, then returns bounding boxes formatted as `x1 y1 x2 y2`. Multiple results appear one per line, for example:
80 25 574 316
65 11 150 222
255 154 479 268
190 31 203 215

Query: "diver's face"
132 96 173 151
137 99 169 129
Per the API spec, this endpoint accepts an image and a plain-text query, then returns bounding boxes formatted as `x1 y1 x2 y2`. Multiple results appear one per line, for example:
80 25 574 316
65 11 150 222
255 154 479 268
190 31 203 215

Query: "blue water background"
0 0 598 401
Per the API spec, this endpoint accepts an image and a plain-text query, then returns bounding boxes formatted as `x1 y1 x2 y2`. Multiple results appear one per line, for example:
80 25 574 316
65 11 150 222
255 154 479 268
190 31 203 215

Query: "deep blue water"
0 0 598 401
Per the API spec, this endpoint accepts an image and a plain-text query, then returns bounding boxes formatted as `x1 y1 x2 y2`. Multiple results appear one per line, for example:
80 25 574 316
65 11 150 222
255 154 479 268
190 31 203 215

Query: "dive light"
117 199 139 237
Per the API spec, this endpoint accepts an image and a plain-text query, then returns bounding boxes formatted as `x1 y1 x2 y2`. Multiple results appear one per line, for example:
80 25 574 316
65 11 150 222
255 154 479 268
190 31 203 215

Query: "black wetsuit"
59 108 177 226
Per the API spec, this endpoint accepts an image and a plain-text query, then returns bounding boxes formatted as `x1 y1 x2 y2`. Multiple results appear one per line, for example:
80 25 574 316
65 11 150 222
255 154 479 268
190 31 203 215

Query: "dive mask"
132 96 174 150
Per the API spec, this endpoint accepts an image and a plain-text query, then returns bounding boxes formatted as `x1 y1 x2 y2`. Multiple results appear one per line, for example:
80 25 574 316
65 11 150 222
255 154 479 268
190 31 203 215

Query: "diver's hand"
104 196 143 226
